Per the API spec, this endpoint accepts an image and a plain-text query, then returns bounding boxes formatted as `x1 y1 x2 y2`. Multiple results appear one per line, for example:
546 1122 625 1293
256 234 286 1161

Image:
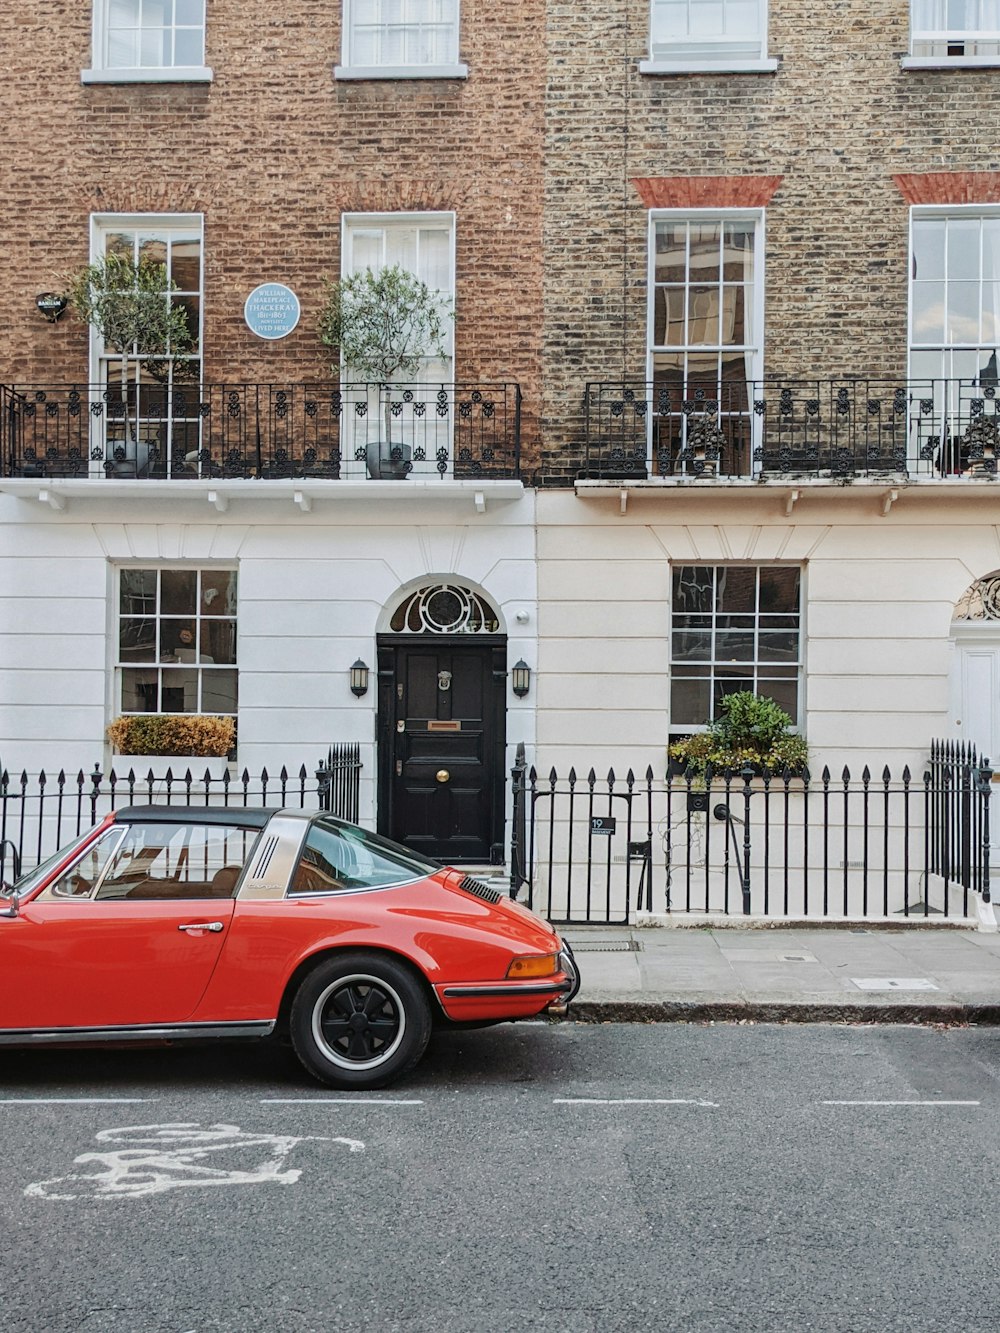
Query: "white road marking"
821 1100 981 1107
554 1098 719 1107
25 1121 364 1200
260 1098 424 1105
0 1098 158 1105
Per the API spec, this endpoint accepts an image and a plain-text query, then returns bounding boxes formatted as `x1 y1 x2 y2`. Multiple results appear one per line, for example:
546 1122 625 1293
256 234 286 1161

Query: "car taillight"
506 954 559 979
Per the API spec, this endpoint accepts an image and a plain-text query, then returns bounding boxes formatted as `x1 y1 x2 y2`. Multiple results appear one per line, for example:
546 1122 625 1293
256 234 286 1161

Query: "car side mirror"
0 886 19 919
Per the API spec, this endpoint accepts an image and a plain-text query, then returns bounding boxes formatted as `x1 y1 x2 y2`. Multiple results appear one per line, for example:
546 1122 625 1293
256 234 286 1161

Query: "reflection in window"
118 567 237 720
95 822 257 900
670 565 802 729
292 818 435 894
36 828 125 900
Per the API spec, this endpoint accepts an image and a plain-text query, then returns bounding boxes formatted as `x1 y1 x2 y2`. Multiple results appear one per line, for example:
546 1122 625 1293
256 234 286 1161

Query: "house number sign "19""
590 816 616 835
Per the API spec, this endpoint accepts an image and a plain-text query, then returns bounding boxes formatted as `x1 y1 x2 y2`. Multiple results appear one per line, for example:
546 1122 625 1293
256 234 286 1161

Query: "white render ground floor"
2 476 1000 910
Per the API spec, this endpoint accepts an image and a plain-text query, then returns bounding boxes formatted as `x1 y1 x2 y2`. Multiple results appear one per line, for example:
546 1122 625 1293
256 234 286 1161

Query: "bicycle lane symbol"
24 1122 365 1200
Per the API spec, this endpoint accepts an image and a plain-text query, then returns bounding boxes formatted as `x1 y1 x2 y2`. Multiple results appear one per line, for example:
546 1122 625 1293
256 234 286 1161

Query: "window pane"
201 570 237 616
672 630 712 661
947 281 981 342
673 566 715 613
201 669 238 714
655 225 688 283
948 220 980 280
716 631 755 661
201 621 237 665
671 675 711 726
96 823 256 901
121 667 159 712
120 618 157 662
173 27 202 64
161 570 197 614
160 667 199 712
759 567 800 612
912 281 945 343
912 220 945 281
717 567 757 612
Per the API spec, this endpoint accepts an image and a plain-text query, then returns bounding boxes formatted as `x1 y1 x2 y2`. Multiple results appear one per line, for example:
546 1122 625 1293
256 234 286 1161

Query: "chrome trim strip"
441 982 565 998
0 1020 275 1046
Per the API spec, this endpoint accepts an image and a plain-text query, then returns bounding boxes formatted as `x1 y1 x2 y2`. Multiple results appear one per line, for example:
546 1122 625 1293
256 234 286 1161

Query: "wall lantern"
350 659 370 698
36 293 68 323
511 659 531 698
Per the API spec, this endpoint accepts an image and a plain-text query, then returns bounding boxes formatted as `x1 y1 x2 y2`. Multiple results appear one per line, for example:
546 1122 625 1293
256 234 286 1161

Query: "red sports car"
0 806 579 1089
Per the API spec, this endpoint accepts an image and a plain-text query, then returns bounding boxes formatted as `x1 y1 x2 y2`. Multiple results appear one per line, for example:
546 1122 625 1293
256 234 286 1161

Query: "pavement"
561 920 1000 1025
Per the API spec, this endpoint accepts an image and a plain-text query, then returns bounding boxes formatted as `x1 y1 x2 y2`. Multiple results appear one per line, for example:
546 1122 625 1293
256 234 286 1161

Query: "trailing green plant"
68 250 194 449
107 714 235 759
669 692 808 778
317 264 454 447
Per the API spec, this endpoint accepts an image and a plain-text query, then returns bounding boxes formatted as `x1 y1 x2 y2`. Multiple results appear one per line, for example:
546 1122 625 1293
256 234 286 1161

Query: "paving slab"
561 924 1000 1025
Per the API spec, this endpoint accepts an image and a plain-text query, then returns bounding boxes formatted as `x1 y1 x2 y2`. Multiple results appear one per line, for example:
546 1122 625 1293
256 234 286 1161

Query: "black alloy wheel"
289 952 432 1090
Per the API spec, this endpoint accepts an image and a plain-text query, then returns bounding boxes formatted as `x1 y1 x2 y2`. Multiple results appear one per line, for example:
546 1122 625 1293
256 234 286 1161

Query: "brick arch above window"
894 172 1000 205
631 175 783 209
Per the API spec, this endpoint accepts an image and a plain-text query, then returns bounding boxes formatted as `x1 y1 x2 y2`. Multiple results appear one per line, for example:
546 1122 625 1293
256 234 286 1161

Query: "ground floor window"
669 564 801 729
116 567 237 717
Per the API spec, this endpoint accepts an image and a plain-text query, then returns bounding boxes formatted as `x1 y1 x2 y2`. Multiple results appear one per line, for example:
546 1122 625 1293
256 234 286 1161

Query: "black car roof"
114 805 276 830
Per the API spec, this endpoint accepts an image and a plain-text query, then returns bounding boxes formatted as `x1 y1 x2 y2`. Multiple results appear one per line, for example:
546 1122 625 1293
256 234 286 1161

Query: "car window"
291 819 434 895
33 827 126 901
94 822 260 901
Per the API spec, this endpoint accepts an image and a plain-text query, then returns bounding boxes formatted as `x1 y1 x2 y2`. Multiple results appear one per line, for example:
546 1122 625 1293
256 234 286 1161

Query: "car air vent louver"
459 875 503 905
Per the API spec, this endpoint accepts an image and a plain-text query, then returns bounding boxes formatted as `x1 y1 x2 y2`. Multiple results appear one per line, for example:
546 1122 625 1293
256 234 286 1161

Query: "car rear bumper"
435 941 581 1022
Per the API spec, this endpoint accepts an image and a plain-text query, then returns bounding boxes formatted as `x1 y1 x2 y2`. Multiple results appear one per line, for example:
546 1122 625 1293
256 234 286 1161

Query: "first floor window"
910 0 1000 58
650 0 766 62
649 211 762 474
91 214 202 477
116 568 237 718
341 0 460 71
669 565 802 729
92 0 206 73
910 208 1000 470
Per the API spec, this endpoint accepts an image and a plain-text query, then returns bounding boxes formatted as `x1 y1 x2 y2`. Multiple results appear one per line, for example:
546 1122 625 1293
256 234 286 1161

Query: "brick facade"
3 1 545 458
541 0 1000 467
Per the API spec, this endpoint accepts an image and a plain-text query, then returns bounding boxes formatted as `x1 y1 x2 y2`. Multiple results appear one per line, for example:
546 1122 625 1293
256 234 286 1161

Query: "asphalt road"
4 1022 1000 1333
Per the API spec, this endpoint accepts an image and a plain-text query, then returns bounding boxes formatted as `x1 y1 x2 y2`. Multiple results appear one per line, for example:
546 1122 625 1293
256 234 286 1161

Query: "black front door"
377 637 506 864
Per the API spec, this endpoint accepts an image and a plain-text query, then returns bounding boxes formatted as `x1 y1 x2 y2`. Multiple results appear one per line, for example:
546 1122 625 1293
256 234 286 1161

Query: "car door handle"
177 921 225 933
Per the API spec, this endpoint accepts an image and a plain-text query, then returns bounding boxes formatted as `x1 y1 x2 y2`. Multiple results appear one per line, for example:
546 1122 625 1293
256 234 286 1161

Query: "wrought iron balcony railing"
582 378 1000 481
0 382 521 482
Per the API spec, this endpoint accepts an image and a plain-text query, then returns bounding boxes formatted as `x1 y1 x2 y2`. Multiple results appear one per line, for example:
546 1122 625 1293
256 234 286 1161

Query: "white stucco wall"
0 486 538 827
534 484 1000 780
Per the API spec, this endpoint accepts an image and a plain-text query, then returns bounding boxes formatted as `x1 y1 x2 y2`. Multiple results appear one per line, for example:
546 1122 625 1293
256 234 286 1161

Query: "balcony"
0 382 522 482
580 379 1000 483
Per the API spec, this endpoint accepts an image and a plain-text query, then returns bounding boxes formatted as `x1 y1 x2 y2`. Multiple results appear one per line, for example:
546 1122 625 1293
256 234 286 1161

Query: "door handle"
436 769 450 783
178 921 225 933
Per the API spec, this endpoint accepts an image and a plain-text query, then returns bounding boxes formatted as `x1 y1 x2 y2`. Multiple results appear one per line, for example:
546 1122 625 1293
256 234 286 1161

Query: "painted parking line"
554 1098 719 1107
821 1098 986 1109
0 1097 159 1105
260 1098 424 1106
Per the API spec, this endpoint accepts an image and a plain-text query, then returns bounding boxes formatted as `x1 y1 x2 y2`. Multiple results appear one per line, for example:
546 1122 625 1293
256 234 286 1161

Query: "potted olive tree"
68 251 193 469
318 264 453 479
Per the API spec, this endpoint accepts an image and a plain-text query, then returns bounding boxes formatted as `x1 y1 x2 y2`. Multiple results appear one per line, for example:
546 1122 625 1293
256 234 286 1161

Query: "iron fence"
0 744 362 883
581 378 1000 481
0 382 521 482
509 744 992 924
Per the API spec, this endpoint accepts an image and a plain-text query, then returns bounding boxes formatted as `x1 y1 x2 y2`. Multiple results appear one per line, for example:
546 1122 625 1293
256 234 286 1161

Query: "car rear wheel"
289 952 433 1090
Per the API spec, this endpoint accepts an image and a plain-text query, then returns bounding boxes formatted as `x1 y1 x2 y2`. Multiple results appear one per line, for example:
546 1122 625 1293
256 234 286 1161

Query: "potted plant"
669 692 808 784
106 715 235 783
318 264 454 479
68 251 194 471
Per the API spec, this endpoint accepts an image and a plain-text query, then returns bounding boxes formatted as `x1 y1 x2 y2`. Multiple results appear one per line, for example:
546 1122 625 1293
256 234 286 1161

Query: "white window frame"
83 0 212 83
88 212 205 479
907 204 1000 471
340 211 457 478
335 0 468 81
668 563 804 734
903 0 1000 67
640 0 777 74
646 208 766 475
113 566 239 722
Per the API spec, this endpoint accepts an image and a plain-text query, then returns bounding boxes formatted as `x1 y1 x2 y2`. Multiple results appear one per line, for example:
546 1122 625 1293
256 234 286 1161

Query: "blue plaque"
244 282 301 340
